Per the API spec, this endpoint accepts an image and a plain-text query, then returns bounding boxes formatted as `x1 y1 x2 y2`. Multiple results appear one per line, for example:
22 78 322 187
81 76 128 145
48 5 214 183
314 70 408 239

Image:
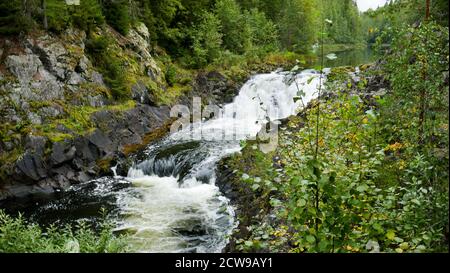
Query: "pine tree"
0 0 31 35
102 0 130 35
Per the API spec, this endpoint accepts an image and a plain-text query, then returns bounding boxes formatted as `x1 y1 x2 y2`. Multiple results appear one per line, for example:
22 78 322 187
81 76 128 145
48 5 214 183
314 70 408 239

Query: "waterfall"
118 69 325 252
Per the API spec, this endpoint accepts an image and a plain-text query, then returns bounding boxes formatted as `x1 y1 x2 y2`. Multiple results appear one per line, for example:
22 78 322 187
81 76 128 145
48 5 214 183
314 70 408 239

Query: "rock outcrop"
0 26 171 200
0 24 246 201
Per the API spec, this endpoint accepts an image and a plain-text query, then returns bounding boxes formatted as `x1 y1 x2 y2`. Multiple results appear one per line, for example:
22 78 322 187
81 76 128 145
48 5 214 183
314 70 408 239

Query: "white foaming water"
119 69 325 253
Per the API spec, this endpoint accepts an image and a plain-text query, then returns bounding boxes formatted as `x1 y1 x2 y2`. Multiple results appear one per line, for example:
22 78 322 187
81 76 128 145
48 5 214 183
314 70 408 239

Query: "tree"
214 0 252 54
72 0 104 32
42 0 48 30
245 8 279 52
278 0 317 51
190 11 223 67
0 0 32 35
102 0 129 35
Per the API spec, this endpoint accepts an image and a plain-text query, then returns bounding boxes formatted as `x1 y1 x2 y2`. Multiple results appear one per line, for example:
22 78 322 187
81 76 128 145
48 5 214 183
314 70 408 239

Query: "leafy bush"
214 0 252 54
46 0 71 33
71 0 105 32
86 35 130 100
245 8 279 53
0 210 127 253
231 62 448 252
102 0 130 35
165 64 177 87
47 0 104 33
189 11 223 68
0 0 32 35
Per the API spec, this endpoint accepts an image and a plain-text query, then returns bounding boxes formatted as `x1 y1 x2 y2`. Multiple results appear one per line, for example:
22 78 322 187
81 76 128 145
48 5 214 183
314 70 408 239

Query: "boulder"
76 55 91 73
50 141 76 166
67 71 86 85
15 152 48 181
30 36 69 80
5 54 42 84
91 71 105 85
30 68 64 100
131 81 156 105
24 135 47 155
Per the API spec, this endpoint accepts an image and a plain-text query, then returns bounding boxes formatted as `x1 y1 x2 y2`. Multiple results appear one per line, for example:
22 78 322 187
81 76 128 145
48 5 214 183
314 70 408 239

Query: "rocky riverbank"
0 24 262 201
216 62 390 252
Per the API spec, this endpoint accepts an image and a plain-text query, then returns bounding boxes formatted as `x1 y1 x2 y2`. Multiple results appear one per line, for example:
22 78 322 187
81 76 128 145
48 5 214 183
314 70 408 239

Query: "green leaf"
356 184 368 193
395 248 403 253
298 199 307 207
386 230 396 240
306 235 316 244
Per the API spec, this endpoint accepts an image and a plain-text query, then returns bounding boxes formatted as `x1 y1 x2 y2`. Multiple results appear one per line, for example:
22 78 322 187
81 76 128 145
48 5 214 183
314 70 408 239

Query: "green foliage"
278 0 318 52
46 0 71 33
189 11 223 67
71 0 105 32
46 0 104 33
361 0 449 44
215 0 252 54
85 35 129 100
102 0 130 35
234 82 448 252
165 64 177 87
0 0 32 35
320 0 364 44
379 22 449 147
245 8 279 52
0 210 127 253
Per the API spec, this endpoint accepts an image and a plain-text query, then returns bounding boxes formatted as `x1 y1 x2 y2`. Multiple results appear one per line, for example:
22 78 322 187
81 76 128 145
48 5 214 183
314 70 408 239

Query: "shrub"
189 11 223 67
0 210 127 253
102 0 130 35
86 35 130 100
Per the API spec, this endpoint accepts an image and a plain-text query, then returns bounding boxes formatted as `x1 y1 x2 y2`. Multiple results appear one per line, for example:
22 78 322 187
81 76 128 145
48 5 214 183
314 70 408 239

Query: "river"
1 47 375 253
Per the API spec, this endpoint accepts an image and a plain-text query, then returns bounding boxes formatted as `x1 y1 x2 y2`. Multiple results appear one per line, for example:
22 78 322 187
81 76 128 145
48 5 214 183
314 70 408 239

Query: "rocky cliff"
0 24 242 201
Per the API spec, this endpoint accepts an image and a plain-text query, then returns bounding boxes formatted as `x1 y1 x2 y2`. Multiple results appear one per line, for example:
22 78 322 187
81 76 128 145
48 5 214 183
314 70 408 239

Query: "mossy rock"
359 63 375 72
327 66 355 82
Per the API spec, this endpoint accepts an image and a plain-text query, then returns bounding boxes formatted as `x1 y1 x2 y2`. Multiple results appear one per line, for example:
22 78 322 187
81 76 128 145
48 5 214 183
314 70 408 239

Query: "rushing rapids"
6 69 325 253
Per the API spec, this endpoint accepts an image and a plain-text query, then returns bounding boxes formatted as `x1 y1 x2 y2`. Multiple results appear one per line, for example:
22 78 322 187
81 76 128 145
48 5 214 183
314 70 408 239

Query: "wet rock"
192 71 238 105
88 129 114 156
27 112 42 125
50 141 76 166
76 172 91 183
30 68 64 101
16 152 48 181
40 106 63 119
24 135 47 155
87 95 105 107
3 142 15 151
5 184 36 199
75 137 100 162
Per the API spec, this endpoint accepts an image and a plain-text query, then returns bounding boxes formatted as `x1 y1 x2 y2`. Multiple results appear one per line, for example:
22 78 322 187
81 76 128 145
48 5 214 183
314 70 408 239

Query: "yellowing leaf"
395 248 403 253
386 230 396 240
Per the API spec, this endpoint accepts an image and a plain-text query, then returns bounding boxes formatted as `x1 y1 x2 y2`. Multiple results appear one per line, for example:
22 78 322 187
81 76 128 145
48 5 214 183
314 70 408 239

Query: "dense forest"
0 0 367 66
0 0 448 254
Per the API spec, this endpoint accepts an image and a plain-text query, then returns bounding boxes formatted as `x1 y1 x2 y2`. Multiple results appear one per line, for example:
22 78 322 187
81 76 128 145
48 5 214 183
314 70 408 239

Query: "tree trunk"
42 0 48 30
425 0 430 20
